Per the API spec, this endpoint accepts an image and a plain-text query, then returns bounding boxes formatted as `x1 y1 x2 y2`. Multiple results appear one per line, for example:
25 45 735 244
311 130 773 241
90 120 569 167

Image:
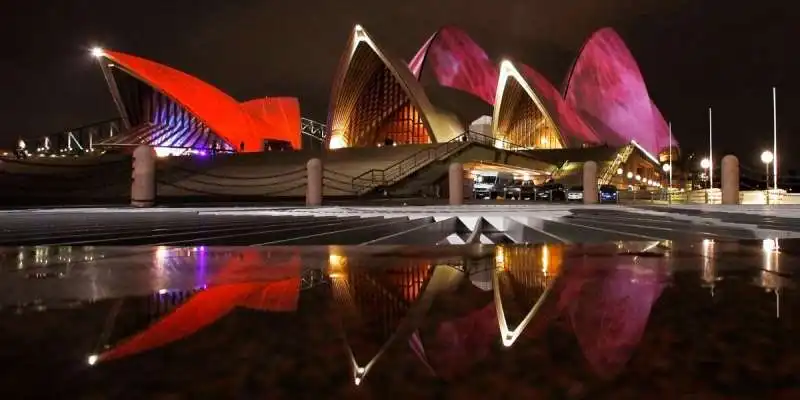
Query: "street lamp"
700 158 711 189
617 167 623 175
90 47 105 58
761 150 774 190
626 171 633 179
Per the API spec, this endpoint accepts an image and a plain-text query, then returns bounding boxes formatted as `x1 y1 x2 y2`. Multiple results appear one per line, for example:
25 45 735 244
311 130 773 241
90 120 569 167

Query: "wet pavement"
2 204 800 246
1 241 799 398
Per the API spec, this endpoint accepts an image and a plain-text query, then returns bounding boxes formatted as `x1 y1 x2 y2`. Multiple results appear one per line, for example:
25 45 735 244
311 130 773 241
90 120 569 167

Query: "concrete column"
306 158 323 207
582 161 598 204
721 155 739 205
449 162 464 205
131 145 157 208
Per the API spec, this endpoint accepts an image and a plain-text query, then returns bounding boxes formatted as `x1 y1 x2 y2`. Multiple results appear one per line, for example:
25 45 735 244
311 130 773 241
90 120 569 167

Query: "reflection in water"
95 249 302 363
327 249 452 386
494 245 560 347
11 243 792 396
558 257 667 378
760 238 784 319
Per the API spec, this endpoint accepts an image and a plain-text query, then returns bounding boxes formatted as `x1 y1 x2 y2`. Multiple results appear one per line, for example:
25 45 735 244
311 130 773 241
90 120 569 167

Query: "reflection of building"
493 245 561 347
328 256 462 386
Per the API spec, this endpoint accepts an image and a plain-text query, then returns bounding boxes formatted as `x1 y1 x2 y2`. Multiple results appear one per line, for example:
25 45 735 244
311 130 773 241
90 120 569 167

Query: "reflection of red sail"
557 258 666 378
99 250 301 362
99 280 299 362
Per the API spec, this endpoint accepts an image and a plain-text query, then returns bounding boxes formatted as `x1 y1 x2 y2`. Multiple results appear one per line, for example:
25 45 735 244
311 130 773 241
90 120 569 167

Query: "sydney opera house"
81 23 675 189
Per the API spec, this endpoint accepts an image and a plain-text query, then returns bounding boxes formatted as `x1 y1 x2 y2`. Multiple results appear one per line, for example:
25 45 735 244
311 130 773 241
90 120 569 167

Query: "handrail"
350 130 534 194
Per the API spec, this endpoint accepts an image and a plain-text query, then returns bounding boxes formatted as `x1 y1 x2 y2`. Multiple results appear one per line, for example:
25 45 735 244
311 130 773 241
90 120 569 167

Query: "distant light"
761 150 774 164
329 134 346 150
90 47 105 58
158 289 168 295
616 167 623 175
763 238 779 252
700 158 710 169
626 171 633 179
87 354 98 366
663 164 671 172
17 139 26 150
635 174 642 181
522 173 530 181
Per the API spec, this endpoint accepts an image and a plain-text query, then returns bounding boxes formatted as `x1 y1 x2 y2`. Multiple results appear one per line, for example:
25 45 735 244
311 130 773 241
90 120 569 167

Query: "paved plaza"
1 204 800 247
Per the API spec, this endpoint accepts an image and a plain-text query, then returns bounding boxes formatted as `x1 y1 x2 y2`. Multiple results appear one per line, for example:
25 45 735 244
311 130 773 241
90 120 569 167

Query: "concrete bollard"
449 162 464 205
306 158 323 207
582 161 598 204
131 145 157 208
721 155 739 205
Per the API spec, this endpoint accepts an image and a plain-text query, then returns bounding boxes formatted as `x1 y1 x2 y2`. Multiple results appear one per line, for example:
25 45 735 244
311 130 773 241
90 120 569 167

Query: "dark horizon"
1 0 797 169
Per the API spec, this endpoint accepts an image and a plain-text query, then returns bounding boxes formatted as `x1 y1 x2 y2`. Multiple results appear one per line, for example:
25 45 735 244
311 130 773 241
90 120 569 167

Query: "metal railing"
599 144 634 185
350 131 533 194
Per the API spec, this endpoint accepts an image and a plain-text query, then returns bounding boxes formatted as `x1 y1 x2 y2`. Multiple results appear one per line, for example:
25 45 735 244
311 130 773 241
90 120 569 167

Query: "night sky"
1 0 798 169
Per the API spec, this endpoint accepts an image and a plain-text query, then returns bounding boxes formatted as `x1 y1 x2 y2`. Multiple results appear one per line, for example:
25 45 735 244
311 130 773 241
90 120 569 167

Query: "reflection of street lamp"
761 150 774 190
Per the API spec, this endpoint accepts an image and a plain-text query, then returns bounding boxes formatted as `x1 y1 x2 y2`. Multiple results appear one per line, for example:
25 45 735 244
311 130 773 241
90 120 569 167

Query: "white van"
473 171 514 199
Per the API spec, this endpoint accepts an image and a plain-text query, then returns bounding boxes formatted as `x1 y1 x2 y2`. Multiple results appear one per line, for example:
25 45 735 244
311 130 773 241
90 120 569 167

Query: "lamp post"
663 163 672 204
772 87 778 190
761 150 774 190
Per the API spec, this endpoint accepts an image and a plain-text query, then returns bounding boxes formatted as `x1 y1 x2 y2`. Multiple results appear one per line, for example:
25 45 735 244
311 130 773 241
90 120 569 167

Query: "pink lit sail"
517 64 601 146
409 26 499 105
563 28 670 155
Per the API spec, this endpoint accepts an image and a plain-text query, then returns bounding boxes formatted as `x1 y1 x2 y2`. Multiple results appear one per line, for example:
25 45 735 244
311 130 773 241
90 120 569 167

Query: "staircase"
598 144 634 185
350 131 549 196
351 135 471 195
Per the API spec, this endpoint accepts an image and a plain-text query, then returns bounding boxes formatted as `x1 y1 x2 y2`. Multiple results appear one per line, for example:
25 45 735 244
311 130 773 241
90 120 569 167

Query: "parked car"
536 183 566 201
504 180 536 200
599 184 619 203
566 186 584 201
473 172 514 199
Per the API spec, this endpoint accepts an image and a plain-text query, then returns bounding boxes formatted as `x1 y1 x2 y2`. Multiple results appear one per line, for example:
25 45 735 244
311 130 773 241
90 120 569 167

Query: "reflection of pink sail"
99 250 301 362
409 26 499 105
556 258 666 378
426 303 497 380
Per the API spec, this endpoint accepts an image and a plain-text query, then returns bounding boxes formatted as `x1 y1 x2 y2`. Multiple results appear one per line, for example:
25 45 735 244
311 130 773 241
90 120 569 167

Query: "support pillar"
449 163 464 205
582 161 598 204
131 145 156 208
306 158 323 207
721 155 739 205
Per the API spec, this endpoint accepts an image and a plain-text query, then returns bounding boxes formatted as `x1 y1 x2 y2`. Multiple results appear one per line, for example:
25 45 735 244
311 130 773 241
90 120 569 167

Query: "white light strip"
630 139 660 164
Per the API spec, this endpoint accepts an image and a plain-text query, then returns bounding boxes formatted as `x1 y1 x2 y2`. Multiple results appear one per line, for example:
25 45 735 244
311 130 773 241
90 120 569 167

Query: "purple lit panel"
564 28 666 155
409 27 499 105
518 64 601 146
